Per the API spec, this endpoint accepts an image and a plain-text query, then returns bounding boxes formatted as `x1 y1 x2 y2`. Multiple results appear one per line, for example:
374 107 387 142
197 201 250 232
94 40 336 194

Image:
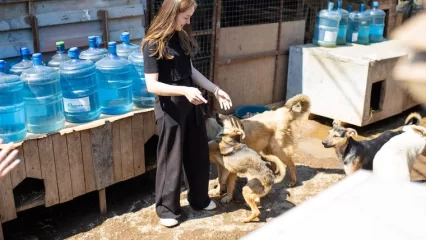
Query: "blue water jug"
47 41 70 70
9 48 32 76
79 36 108 63
21 53 65 133
313 2 341 47
365 1 386 43
357 4 371 45
346 5 360 43
128 49 155 108
96 42 133 115
117 32 139 59
59 47 101 123
336 0 349 45
0 60 26 143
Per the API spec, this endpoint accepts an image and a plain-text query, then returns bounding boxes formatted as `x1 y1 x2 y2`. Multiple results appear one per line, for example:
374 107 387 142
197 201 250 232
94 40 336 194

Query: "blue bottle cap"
360 3 365 12
347 4 353 12
68 47 79 59
0 60 6 68
108 41 117 48
120 32 130 43
20 47 31 56
32 53 43 65
373 1 379 8
327 1 334 10
89 36 102 47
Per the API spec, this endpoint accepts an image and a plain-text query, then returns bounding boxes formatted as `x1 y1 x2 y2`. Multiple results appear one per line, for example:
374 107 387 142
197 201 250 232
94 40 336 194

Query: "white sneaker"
159 218 179 227
203 200 217 210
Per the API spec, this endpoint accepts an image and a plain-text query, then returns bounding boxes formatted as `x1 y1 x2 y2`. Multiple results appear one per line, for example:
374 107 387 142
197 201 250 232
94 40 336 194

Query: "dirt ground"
3 106 426 240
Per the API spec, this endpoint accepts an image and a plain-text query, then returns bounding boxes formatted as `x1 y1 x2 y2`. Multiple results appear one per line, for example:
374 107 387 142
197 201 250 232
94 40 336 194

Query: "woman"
0 140 21 182
141 0 232 227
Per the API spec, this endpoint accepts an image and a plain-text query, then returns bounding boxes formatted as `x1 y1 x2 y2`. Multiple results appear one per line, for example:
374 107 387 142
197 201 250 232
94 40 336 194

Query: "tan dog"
210 94 310 193
210 122 286 223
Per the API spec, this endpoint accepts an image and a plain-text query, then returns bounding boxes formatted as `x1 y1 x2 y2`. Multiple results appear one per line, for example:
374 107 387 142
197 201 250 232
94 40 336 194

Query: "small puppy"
373 125 426 181
211 124 286 223
322 120 404 175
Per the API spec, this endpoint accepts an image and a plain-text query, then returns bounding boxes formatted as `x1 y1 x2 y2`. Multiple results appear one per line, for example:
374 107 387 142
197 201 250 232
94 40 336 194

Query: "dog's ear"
291 101 302 113
345 128 358 138
234 128 246 140
412 126 426 136
332 120 342 127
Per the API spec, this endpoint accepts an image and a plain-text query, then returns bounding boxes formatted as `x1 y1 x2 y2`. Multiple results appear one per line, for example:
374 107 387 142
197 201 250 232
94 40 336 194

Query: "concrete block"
286 40 417 126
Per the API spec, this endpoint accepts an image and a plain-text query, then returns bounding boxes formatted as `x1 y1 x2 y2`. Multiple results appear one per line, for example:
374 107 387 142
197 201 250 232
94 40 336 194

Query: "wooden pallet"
0 108 158 237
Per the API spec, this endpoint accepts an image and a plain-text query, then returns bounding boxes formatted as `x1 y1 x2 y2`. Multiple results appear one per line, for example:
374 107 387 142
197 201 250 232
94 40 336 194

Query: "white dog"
373 125 426 181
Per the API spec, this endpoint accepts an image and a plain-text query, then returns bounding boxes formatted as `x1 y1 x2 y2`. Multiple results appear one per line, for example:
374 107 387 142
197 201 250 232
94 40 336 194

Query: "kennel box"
286 40 417 126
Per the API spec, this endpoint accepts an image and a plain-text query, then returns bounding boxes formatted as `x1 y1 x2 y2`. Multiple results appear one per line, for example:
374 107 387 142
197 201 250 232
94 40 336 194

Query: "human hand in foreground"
0 140 21 182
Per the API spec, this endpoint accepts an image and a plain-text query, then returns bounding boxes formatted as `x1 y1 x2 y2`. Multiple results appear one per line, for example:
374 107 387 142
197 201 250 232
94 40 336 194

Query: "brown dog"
210 122 286 222
210 94 310 193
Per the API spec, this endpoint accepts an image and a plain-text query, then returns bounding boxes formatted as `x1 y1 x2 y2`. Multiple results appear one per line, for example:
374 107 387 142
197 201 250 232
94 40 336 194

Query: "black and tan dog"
209 117 286 223
321 120 404 175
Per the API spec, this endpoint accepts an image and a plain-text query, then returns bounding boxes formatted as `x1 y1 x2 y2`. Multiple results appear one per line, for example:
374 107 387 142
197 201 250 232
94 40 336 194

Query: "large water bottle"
336 0 349 45
346 5 360 43
0 60 26 143
357 4 371 45
128 49 155 108
365 1 386 43
59 47 101 123
9 47 32 76
47 41 70 70
313 2 341 47
96 42 133 115
21 53 65 133
79 36 108 63
117 32 139 59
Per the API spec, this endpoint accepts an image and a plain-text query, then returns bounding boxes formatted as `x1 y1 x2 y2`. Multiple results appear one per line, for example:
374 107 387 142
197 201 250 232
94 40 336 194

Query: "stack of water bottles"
0 31 155 143
313 0 387 47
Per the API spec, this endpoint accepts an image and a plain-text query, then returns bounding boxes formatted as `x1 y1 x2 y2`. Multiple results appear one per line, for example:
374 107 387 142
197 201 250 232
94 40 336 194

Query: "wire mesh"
221 0 306 28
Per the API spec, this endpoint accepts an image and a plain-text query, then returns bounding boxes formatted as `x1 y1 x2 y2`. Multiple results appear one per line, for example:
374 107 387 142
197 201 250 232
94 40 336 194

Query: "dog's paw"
288 180 297 188
208 187 221 196
220 195 233 203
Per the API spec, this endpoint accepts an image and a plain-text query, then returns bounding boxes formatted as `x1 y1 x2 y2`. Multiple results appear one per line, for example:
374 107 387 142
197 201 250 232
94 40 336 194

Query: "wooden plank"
16 199 44 213
35 5 144 27
218 23 278 58
132 113 145 176
0 174 17 222
52 134 73 203
38 136 60 207
66 132 86 198
274 55 289 102
112 121 123 183
279 20 306 51
0 16 30 32
31 0 141 14
119 118 134 180
91 123 114 190
99 189 107 215
144 111 157 143
80 131 96 193
22 140 42 179
10 145 26 188
216 57 276 114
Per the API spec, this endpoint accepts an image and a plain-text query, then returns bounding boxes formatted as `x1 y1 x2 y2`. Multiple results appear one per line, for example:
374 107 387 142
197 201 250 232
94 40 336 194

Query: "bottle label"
323 31 337 42
352 32 358 42
63 97 91 113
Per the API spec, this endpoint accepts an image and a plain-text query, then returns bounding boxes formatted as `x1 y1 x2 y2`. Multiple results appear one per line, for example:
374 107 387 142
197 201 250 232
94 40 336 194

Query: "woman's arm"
190 61 219 94
145 73 187 96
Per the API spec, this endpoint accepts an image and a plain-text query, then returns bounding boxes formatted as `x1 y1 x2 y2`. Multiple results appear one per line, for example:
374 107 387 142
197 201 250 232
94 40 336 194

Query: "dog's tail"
405 112 422 126
261 153 286 184
284 94 311 120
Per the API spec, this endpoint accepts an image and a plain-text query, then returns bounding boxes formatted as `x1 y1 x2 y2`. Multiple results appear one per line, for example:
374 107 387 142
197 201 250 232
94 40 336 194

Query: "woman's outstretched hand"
214 88 232 111
0 140 21 182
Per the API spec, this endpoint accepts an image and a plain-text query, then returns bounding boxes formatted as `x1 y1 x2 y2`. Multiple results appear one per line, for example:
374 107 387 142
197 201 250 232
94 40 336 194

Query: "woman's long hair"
141 0 198 60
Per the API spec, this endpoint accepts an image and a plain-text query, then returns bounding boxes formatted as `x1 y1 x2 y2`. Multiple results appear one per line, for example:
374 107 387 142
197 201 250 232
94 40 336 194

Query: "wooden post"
0 219 3 240
99 188 107 215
